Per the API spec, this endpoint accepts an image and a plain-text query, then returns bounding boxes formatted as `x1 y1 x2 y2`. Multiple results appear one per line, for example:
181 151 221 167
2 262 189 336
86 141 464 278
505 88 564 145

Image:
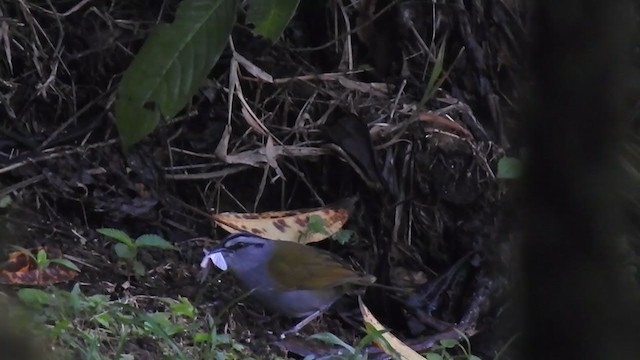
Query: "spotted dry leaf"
0 246 78 286
211 198 356 244
358 297 424 360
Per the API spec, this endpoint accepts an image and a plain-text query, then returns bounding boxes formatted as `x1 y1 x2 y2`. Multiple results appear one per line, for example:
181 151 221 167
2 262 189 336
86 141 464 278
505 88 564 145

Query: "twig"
39 92 108 149
0 174 46 199
0 139 118 175
164 165 251 180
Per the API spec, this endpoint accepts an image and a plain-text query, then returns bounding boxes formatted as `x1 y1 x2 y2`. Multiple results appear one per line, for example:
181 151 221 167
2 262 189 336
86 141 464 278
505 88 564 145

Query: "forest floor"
0 0 526 358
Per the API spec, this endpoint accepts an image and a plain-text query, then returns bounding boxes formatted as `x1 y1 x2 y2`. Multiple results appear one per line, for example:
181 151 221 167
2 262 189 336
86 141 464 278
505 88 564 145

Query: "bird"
199 233 376 336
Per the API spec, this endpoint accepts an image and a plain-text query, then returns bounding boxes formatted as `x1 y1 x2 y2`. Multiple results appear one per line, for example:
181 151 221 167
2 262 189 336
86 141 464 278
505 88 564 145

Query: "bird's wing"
267 241 374 291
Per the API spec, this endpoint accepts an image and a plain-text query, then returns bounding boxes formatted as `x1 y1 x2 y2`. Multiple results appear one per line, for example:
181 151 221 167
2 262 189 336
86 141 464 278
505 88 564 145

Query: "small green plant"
423 336 482 360
305 215 355 245
192 315 248 358
307 327 390 360
308 327 483 360
305 215 330 237
16 285 249 359
11 246 80 276
421 40 447 105
96 228 176 276
307 332 367 360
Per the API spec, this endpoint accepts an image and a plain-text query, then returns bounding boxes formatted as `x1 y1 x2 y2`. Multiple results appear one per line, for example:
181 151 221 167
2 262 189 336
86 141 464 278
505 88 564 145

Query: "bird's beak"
200 247 229 272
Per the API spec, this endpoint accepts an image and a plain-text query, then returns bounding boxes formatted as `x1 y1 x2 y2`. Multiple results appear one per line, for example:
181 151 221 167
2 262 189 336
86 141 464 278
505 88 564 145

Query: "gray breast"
229 252 342 317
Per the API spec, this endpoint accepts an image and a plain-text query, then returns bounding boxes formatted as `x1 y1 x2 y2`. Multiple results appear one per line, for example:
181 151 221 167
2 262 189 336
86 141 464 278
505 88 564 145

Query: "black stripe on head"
221 233 266 251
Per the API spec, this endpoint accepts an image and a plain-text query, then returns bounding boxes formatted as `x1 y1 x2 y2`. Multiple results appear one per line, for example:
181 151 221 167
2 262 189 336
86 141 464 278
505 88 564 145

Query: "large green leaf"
97 228 135 247
115 0 237 148
135 234 176 250
247 0 299 42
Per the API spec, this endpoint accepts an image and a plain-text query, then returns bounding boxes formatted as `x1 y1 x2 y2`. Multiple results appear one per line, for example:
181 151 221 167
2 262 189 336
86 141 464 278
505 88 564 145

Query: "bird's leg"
280 310 322 338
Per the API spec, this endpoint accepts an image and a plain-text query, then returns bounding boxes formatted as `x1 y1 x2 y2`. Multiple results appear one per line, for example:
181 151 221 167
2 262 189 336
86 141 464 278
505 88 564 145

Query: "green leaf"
51 319 71 337
332 229 354 245
422 40 446 104
135 234 176 250
97 228 135 247
212 333 232 345
170 297 196 318
68 283 83 311
114 243 136 260
133 261 146 276
36 249 48 264
306 214 329 235
86 294 110 308
50 258 81 272
115 0 237 148
93 312 114 328
308 332 355 353
247 0 299 42
10 245 36 261
194 333 211 343
497 156 523 179
357 328 391 355
17 288 51 307
146 312 172 330
439 339 458 349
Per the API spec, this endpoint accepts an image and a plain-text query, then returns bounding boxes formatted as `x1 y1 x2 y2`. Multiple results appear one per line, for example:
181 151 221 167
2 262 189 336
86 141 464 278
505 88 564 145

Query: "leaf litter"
0 0 527 358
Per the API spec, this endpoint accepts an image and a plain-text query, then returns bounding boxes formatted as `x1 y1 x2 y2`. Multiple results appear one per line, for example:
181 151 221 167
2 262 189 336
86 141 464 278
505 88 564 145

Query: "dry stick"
39 92 108 149
0 174 46 199
282 160 325 206
252 165 270 212
164 163 218 172
166 195 212 219
167 147 218 159
336 0 354 71
25 0 91 17
389 79 407 120
164 165 251 180
0 139 118 175
240 70 367 84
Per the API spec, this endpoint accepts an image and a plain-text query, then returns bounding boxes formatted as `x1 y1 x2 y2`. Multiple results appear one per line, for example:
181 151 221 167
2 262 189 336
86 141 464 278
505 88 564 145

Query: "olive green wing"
267 241 375 291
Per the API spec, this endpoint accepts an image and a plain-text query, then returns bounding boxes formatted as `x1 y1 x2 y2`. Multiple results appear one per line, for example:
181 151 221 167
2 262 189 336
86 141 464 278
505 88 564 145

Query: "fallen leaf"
359 297 424 360
0 246 78 285
417 112 473 139
211 197 356 243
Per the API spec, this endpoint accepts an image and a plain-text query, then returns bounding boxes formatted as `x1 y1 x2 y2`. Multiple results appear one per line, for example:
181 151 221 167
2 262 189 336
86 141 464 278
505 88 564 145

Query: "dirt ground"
0 0 527 358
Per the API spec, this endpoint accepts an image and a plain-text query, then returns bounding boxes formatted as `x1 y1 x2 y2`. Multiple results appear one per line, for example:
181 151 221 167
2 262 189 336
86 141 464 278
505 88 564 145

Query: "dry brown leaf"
231 59 272 137
265 135 285 179
338 76 388 97
0 246 78 286
359 297 424 360
226 145 328 167
214 124 232 161
234 51 274 83
417 112 473 139
211 198 356 243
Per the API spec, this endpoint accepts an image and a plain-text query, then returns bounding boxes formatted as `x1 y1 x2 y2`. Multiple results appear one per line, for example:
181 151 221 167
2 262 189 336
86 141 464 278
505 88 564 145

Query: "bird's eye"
226 242 246 250
224 241 264 250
